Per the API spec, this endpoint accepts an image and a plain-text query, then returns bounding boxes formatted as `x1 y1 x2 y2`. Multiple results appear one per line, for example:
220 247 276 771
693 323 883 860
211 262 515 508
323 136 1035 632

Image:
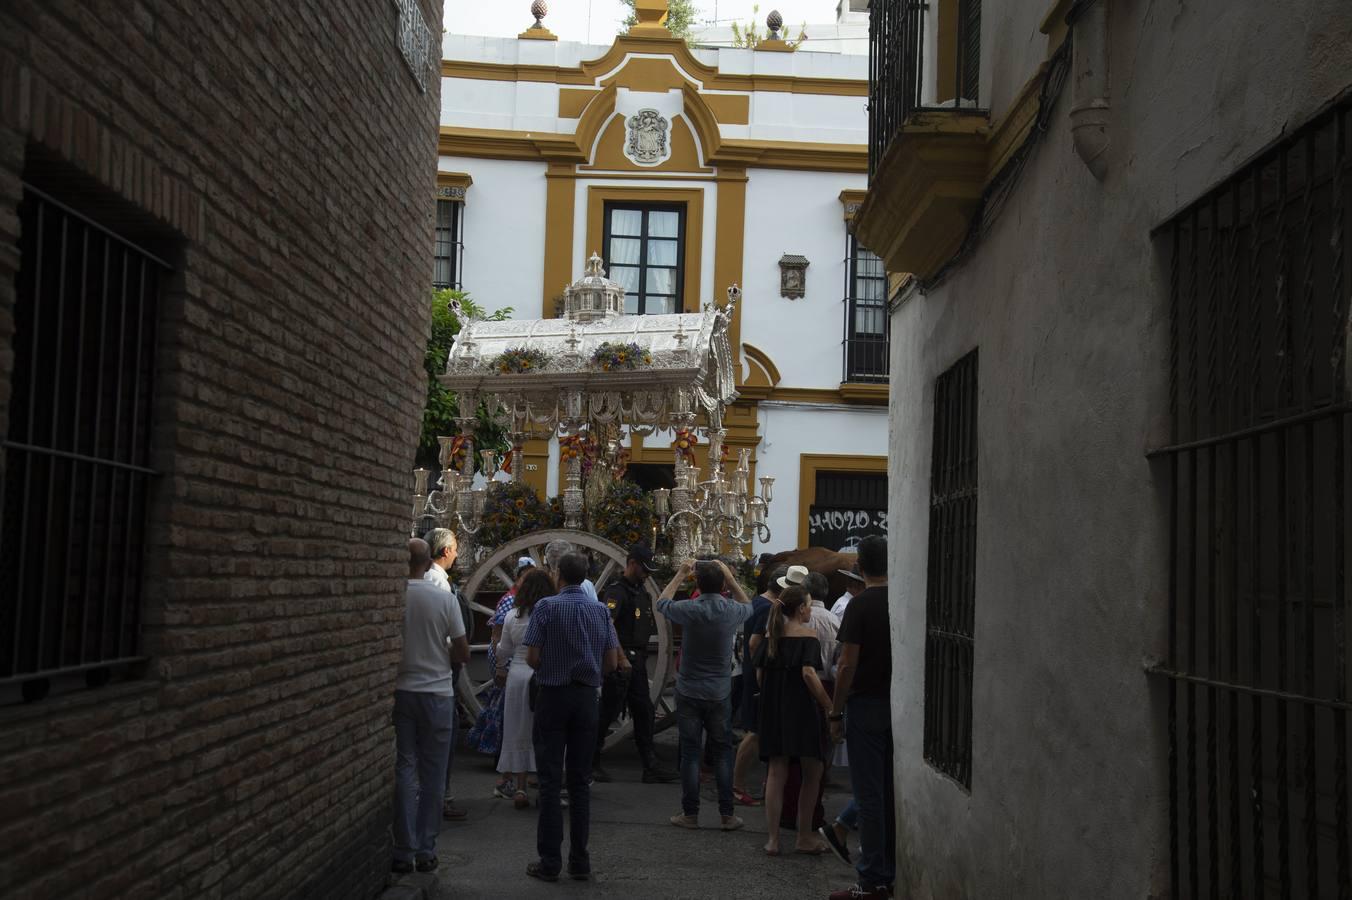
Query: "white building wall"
438 156 548 316
757 402 888 552
740 167 866 390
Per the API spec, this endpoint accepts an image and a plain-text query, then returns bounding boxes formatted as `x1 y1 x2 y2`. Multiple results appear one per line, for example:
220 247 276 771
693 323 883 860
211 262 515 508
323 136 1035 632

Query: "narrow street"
407 732 849 898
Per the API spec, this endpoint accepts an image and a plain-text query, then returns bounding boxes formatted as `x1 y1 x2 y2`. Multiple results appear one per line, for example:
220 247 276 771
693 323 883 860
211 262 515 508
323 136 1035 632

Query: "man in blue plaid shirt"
523 552 620 882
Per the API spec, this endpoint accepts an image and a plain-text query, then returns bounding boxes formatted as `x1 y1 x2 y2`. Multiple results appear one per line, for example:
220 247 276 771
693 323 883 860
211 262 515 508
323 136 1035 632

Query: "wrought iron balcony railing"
869 0 984 178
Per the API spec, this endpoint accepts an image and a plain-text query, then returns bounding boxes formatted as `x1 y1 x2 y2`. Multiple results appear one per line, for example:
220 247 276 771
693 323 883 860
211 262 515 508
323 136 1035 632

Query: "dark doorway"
626 463 675 492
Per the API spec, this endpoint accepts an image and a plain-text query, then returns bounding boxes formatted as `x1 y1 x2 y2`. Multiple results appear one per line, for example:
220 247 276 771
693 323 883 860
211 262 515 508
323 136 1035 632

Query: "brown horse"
756 547 860 600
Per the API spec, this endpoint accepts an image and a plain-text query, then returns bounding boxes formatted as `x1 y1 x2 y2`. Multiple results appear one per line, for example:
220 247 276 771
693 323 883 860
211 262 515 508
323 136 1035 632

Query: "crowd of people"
390 527 895 898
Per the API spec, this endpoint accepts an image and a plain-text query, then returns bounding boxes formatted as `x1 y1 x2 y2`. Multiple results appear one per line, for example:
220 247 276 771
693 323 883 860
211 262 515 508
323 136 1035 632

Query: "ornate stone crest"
625 109 670 166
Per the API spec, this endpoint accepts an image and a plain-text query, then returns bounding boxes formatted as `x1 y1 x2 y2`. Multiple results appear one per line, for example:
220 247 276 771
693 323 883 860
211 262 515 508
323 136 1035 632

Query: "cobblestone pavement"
403 727 856 899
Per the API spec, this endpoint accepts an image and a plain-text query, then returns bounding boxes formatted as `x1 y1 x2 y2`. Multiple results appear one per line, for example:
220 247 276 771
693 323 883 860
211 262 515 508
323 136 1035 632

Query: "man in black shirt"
594 544 678 784
827 535 894 900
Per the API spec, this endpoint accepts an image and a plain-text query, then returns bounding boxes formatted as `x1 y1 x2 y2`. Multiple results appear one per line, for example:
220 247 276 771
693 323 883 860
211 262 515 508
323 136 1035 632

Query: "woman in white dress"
494 569 553 810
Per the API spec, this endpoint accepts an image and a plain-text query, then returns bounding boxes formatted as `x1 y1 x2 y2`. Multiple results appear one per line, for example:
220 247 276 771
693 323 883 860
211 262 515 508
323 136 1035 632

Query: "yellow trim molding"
518 25 559 41
740 343 782 400
584 186 705 314
797 454 888 548
713 167 747 360
436 171 473 190
438 127 586 164
542 163 576 316
838 383 889 404
839 188 867 221
438 127 864 174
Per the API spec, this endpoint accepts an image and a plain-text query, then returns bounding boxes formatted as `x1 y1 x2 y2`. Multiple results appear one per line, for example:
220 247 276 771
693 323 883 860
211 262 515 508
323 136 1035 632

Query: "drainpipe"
1068 0 1109 180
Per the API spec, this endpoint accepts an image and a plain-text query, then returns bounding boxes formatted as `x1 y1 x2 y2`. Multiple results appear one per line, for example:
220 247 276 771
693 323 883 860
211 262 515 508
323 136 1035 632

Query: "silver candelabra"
651 431 773 562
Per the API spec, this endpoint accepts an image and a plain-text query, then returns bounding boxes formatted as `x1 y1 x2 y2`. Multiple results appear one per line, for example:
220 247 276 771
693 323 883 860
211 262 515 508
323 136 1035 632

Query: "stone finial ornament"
766 9 784 38
519 0 558 40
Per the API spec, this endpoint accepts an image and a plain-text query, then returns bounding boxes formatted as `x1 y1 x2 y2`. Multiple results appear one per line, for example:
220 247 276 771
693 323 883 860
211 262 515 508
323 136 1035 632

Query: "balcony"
859 0 992 281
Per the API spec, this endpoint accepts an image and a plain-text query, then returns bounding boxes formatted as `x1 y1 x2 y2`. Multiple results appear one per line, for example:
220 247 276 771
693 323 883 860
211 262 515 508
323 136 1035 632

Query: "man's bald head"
408 538 432 577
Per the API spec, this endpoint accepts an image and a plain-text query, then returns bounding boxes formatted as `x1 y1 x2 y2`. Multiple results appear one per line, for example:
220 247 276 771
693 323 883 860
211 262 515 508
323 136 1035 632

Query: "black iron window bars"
868 0 983 178
1149 94 1351 899
433 198 463 290
0 185 168 701
843 235 890 383
923 348 978 789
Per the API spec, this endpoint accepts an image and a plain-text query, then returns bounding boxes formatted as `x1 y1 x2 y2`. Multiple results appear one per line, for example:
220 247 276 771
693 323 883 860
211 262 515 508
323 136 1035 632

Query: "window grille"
602 203 685 315
868 0 983 178
923 348 978 789
0 186 169 700
433 198 463 290
1150 95 1351 899
843 235 889 382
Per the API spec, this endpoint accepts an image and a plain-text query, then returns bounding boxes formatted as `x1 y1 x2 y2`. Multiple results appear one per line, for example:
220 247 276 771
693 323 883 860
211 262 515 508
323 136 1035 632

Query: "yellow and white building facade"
435 1 888 551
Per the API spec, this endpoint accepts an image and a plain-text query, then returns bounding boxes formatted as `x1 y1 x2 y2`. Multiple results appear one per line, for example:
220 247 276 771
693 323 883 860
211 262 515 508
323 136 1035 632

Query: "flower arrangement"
490 347 549 374
673 428 699 466
444 435 468 473
591 341 652 372
560 432 599 479
591 480 655 548
475 481 554 549
545 495 566 528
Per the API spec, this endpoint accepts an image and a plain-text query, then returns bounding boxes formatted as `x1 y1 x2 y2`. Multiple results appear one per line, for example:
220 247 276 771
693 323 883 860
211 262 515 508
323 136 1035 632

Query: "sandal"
795 842 831 856
733 788 762 807
513 790 530 810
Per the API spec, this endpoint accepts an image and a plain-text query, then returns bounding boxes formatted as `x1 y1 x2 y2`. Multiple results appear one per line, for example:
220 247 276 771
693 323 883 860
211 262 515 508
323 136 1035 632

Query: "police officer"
593 543 678 784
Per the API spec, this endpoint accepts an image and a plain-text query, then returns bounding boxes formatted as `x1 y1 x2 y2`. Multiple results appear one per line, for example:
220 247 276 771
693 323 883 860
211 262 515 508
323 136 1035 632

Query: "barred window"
433 198 463 290
602 203 685 315
0 186 168 703
843 234 889 382
1150 94 1350 899
923 348 978 789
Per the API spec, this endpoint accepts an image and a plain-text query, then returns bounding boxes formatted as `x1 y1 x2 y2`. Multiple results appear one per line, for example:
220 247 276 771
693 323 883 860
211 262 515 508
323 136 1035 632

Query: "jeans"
534 684 598 875
597 649 656 764
676 691 733 817
837 798 860 830
846 696 896 889
392 690 455 863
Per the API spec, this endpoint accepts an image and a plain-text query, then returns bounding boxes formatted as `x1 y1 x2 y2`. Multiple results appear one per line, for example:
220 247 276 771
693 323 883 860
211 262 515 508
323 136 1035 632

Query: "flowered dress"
466 591 515 754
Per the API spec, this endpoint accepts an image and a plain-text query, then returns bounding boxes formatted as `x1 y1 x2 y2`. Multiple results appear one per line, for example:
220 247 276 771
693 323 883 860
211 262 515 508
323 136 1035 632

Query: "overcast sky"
445 1 846 45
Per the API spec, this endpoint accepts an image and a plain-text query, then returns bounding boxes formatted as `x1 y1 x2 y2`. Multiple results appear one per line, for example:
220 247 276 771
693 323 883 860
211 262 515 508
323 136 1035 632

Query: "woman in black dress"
753 585 834 856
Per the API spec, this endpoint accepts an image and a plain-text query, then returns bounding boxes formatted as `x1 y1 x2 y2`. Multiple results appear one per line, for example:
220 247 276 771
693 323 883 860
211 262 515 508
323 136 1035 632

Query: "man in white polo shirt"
392 537 470 875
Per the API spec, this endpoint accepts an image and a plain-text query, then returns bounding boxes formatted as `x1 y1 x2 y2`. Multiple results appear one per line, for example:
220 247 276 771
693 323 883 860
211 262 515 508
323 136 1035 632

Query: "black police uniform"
596 573 658 766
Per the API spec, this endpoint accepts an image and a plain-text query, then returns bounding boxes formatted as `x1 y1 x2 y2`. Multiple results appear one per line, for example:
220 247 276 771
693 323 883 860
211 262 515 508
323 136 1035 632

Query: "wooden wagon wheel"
455 529 675 751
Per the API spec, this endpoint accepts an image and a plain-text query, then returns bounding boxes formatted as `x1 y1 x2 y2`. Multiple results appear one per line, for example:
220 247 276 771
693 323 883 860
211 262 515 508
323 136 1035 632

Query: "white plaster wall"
441 78 566 133
740 167 866 390
745 92 867 143
756 402 888 553
437 156 547 316
884 2 1352 898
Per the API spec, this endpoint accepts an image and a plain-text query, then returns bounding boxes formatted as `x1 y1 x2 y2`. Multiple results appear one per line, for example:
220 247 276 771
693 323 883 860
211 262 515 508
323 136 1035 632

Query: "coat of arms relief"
625 109 670 166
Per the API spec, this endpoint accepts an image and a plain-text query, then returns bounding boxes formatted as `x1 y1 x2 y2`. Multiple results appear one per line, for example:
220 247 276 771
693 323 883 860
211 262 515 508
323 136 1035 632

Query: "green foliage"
729 4 807 49
419 289 512 467
620 0 700 41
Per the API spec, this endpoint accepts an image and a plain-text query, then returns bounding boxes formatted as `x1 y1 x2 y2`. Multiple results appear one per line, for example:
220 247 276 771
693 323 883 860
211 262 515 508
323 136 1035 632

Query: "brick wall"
0 1 442 897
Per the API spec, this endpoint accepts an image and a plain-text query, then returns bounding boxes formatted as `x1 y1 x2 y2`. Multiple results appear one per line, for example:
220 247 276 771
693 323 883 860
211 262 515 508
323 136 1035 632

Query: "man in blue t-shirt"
655 559 753 831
